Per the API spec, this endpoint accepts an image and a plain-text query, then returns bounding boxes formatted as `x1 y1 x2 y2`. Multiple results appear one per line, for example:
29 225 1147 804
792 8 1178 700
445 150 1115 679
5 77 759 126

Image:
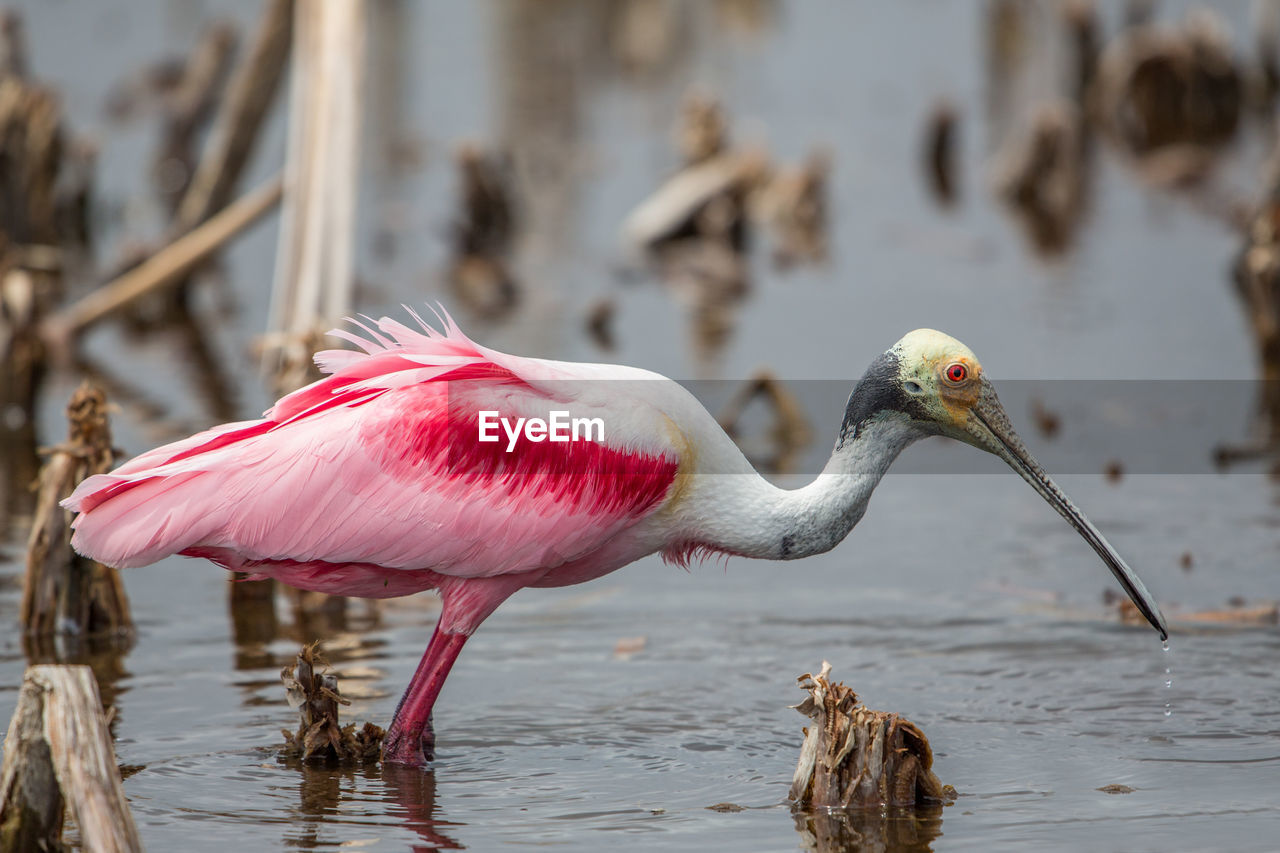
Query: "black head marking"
837 349 927 448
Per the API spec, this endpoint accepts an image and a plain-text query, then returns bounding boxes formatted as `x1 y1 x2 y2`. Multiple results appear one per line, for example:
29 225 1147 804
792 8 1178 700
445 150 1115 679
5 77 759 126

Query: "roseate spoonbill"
64 310 1168 765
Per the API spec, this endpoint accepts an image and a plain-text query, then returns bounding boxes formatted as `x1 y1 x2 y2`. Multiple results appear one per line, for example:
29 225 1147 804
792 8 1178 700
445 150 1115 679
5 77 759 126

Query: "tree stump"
21 383 132 641
788 662 949 809
0 665 141 852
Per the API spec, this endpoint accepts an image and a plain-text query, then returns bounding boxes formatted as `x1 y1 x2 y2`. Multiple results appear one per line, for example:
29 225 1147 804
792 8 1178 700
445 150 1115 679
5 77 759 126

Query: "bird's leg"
382 629 469 766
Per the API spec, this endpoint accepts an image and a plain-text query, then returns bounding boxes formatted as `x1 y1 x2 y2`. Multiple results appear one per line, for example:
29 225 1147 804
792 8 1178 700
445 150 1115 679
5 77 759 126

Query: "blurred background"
1 1 1278 850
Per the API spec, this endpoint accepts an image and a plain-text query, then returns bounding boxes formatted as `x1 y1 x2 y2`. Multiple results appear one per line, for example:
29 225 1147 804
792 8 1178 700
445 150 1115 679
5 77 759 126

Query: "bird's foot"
381 714 435 766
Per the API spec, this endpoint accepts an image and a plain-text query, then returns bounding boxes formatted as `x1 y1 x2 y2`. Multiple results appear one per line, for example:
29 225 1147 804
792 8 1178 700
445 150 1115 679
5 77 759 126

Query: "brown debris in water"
789 662 952 810
922 99 958 208
447 143 519 321
1030 398 1062 439
1098 783 1136 794
584 298 615 351
611 635 646 660
1114 596 1278 628
280 644 384 764
993 101 1087 256
1092 11 1242 184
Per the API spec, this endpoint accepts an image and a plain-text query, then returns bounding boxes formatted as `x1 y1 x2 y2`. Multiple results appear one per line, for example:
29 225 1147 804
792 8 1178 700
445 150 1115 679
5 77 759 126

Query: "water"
3 1 1280 850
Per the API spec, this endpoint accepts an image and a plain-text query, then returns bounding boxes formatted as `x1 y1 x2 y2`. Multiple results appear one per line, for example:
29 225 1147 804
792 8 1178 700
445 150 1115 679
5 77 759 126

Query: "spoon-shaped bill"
966 382 1169 640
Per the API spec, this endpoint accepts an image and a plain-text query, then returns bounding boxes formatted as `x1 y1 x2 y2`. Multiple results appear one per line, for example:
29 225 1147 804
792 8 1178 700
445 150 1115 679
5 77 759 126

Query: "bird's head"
843 328 1169 641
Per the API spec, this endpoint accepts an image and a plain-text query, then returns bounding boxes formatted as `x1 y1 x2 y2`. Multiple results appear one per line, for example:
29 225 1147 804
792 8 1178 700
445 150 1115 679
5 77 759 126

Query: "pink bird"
64 310 1167 765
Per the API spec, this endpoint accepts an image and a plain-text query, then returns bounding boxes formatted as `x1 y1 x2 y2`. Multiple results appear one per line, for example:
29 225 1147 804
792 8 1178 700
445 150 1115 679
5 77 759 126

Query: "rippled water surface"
2 1 1279 850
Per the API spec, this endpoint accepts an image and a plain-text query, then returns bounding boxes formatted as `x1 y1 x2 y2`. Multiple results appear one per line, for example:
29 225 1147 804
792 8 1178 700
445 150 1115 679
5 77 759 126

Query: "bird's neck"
689 413 922 561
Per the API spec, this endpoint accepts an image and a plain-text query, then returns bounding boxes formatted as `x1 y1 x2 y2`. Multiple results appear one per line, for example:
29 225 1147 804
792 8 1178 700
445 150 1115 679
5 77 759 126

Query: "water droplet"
1160 640 1173 716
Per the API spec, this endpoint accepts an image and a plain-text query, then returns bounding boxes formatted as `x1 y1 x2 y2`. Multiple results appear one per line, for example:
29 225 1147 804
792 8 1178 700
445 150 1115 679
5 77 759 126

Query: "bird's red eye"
946 363 967 383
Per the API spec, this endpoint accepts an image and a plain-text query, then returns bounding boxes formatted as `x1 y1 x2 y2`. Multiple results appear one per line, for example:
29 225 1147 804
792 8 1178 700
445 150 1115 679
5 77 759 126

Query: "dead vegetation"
620 92 831 366
21 383 132 642
280 644 385 764
789 662 952 809
1113 595 1278 629
789 662 953 852
1092 12 1242 174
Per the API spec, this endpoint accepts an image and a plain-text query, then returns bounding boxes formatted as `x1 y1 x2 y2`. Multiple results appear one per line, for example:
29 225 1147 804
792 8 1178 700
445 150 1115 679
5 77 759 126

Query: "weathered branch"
0 665 141 852
266 0 364 379
41 176 281 340
177 0 292 230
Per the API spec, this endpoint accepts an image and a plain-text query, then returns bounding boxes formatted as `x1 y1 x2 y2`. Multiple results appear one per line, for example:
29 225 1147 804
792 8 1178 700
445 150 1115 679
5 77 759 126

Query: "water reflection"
228 575 279 671
380 764 463 852
229 575 386 684
21 631 133 731
792 804 945 853
282 761 462 851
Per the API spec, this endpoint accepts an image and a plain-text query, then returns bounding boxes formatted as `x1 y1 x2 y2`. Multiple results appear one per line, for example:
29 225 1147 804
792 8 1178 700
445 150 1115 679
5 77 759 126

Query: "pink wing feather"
64 312 682 598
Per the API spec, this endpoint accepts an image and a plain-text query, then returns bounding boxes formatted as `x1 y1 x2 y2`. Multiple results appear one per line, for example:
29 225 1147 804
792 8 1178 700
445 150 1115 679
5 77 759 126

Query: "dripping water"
1162 638 1173 717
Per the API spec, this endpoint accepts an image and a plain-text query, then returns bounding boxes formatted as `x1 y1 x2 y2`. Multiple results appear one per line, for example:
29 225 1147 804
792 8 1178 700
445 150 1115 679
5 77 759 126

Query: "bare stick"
177 0 292 230
0 665 141 852
42 176 281 339
267 0 364 351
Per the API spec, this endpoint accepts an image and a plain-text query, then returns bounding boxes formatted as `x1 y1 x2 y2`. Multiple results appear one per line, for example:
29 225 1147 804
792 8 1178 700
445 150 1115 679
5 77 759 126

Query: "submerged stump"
789 662 950 810
280 644 383 764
